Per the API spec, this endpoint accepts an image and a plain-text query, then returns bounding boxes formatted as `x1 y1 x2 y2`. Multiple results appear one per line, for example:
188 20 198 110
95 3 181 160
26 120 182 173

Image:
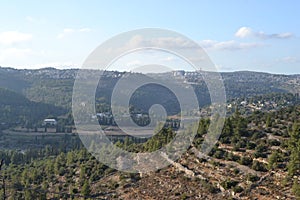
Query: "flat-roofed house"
43 118 57 126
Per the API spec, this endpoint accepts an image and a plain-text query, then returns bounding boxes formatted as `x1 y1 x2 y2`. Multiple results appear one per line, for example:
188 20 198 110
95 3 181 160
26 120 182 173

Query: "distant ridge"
0 66 300 110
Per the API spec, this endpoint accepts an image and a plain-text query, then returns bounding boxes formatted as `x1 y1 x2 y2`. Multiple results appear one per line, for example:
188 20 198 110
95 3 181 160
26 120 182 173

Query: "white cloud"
151 37 197 49
122 36 262 52
256 32 293 39
277 56 299 63
0 48 33 62
235 27 253 38
235 27 293 39
57 28 92 39
117 35 198 50
0 31 32 45
161 56 177 62
103 35 200 57
57 28 75 39
199 39 264 51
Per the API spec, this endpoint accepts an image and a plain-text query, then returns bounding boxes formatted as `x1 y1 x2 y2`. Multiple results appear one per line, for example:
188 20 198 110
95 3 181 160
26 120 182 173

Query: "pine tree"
292 179 300 199
266 114 271 128
197 119 207 136
288 123 300 176
268 150 279 170
81 180 91 199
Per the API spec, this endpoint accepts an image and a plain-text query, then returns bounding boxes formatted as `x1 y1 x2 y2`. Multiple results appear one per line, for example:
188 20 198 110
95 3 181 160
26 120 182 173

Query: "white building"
43 119 57 126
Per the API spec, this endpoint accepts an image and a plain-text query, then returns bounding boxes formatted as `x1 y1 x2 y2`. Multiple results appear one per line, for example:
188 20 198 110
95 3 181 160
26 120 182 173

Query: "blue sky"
0 0 299 74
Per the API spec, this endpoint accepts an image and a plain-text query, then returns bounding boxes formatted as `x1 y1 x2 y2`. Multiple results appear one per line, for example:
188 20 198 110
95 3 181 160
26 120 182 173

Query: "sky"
0 1 299 74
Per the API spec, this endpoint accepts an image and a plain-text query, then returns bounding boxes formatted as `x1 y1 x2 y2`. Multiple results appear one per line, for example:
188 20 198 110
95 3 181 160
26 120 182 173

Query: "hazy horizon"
1 65 300 76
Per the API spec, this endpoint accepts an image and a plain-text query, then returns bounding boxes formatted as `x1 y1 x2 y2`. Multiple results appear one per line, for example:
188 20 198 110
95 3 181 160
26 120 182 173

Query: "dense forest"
1 104 300 199
0 88 66 129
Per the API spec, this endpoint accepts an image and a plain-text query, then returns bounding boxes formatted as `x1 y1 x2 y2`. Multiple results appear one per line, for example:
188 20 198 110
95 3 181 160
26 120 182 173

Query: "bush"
252 161 267 172
221 179 239 190
58 167 65 176
247 174 259 182
233 168 240 175
268 139 281 146
251 132 265 140
254 145 268 158
292 179 300 198
246 142 256 150
226 152 240 162
239 156 253 166
214 150 225 159
200 180 219 193
233 185 244 193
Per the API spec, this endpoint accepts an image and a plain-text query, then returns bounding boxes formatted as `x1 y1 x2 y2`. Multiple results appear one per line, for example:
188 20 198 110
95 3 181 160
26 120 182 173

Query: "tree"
81 180 91 198
268 151 279 170
252 160 267 172
233 107 247 137
266 114 271 128
197 118 208 136
254 144 267 158
54 153 66 175
239 156 253 166
288 123 300 176
67 151 75 166
220 118 233 144
292 179 300 199
166 127 174 143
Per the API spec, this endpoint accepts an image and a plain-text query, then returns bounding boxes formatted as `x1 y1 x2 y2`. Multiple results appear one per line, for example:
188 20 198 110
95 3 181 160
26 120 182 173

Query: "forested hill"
0 67 77 108
0 87 66 128
1 102 300 199
1 67 300 110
